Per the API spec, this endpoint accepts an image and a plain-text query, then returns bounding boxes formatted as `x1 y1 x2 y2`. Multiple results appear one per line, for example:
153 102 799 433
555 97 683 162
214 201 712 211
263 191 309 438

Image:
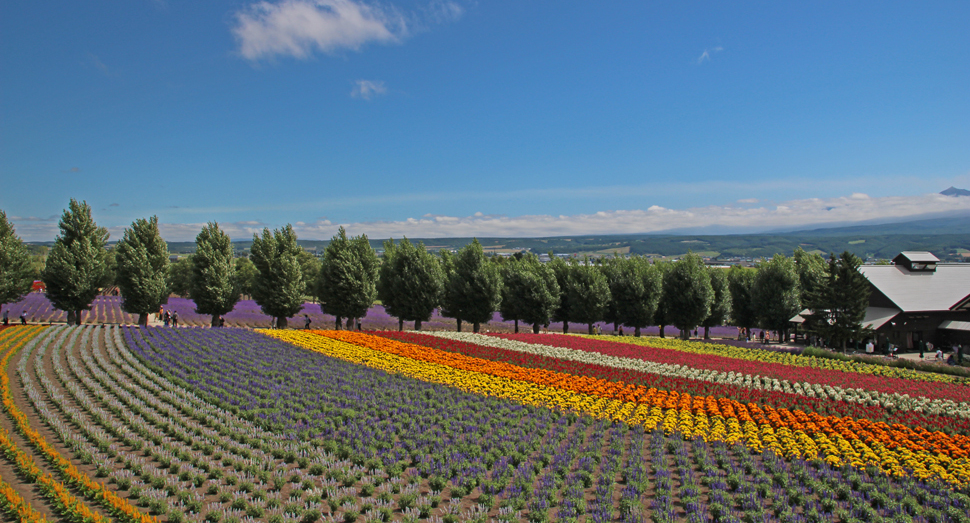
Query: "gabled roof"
859 264 970 312
863 307 901 330
895 251 940 264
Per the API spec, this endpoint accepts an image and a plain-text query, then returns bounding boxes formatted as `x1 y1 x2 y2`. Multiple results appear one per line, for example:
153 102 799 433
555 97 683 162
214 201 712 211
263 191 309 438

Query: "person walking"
172 311 179 328
2 309 7 326
20 311 27 325
304 315 311 330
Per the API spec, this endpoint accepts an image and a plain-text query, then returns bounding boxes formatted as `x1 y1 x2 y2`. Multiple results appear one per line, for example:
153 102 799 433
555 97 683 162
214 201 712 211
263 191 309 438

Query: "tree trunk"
704 326 710 340
277 316 287 329
532 323 540 334
415 319 422 331
635 326 641 337
76 309 83 325
139 313 149 327
398 318 404 331
456 318 462 332
514 319 519 334
614 321 619 335
473 322 480 333
588 323 594 335
658 325 665 338
67 310 76 326
562 322 568 334
335 317 342 330
211 315 220 327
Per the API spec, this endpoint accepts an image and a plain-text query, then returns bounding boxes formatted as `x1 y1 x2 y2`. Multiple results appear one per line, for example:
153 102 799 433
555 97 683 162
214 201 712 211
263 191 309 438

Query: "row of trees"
0 201 870 343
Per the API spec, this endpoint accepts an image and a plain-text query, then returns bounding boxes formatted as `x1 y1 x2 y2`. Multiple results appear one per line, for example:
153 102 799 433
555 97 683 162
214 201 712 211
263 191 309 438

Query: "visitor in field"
304 314 311 330
163 310 170 326
172 311 179 327
865 340 874 354
2 309 7 325
936 347 944 361
20 311 27 325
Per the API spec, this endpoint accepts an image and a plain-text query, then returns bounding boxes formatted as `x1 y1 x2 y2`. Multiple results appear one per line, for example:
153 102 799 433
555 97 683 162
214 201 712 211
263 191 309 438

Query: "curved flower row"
380 331 968 436
492 333 970 404
597 335 970 385
264 329 970 486
0 327 158 523
427 331 970 421
0 476 48 522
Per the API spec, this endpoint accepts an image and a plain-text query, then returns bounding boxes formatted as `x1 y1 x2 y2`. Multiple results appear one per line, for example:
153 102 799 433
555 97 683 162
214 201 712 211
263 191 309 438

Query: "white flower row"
422 331 970 419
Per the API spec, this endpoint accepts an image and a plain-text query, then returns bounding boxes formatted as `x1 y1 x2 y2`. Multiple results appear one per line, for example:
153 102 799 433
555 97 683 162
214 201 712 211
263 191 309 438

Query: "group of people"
158 308 179 327
738 327 774 344
1 309 28 326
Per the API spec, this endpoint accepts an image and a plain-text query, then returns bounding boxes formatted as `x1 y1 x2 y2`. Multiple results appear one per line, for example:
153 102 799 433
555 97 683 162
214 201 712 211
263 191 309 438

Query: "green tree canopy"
41 199 110 325
653 260 674 338
614 256 662 337
442 239 502 333
727 265 757 330
166 257 193 298
662 253 714 339
804 251 872 351
316 227 379 329
701 267 731 339
234 257 258 298
599 257 624 333
190 222 240 326
250 224 306 329
376 238 443 331
0 210 34 317
566 258 611 335
499 254 560 334
548 257 573 333
115 216 169 326
752 254 801 341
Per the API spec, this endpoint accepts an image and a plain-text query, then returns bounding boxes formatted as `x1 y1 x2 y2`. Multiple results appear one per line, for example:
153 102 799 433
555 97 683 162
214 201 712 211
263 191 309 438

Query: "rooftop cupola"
892 251 939 273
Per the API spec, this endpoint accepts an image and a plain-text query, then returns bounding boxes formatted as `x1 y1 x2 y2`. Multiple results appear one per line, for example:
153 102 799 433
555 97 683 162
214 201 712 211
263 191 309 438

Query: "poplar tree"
376 238 443 331
250 224 305 329
752 254 801 342
190 222 240 327
499 254 559 334
653 260 673 338
443 239 501 333
0 210 34 319
115 216 169 326
615 256 662 337
566 257 611 335
727 265 757 331
662 252 713 339
548 257 573 333
316 227 379 329
600 257 624 334
41 199 110 325
701 267 731 339
166 257 193 298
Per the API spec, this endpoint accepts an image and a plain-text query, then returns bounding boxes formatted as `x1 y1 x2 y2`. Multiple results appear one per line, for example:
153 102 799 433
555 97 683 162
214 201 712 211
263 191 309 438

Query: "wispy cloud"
286 192 970 240
87 53 111 75
350 79 387 99
232 0 405 61
697 46 723 64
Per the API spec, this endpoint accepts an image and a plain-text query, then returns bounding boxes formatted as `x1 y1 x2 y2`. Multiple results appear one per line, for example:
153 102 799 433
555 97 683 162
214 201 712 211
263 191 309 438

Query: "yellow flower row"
0 327 158 523
262 329 970 486
594 335 969 385
0 475 48 522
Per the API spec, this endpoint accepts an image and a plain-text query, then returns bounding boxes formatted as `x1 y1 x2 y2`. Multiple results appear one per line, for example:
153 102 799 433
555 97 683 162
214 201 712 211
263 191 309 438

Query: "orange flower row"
0 327 158 523
317 330 970 471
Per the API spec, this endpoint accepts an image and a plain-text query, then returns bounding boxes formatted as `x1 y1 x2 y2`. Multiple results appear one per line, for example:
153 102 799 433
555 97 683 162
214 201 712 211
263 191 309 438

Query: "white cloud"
12 191 970 242
697 46 723 64
350 79 387 99
425 0 464 24
232 0 405 61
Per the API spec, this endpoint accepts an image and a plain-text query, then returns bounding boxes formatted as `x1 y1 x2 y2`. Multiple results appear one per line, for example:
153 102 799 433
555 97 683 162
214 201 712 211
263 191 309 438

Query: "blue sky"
2 1 969 241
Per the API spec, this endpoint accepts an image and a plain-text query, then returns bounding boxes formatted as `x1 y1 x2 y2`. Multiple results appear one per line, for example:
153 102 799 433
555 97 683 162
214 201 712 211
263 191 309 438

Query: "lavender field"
2 293 742 338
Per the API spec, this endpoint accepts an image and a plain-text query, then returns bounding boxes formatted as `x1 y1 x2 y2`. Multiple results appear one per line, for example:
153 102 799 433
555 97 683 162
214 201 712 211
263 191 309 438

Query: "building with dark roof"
858 252 970 349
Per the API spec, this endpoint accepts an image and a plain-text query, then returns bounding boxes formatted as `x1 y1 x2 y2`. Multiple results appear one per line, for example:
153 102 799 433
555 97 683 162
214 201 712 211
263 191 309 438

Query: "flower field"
1 324 969 522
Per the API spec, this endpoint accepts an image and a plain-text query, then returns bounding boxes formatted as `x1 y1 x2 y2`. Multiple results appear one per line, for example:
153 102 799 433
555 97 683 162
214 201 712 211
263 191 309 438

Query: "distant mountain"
941 186 970 197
